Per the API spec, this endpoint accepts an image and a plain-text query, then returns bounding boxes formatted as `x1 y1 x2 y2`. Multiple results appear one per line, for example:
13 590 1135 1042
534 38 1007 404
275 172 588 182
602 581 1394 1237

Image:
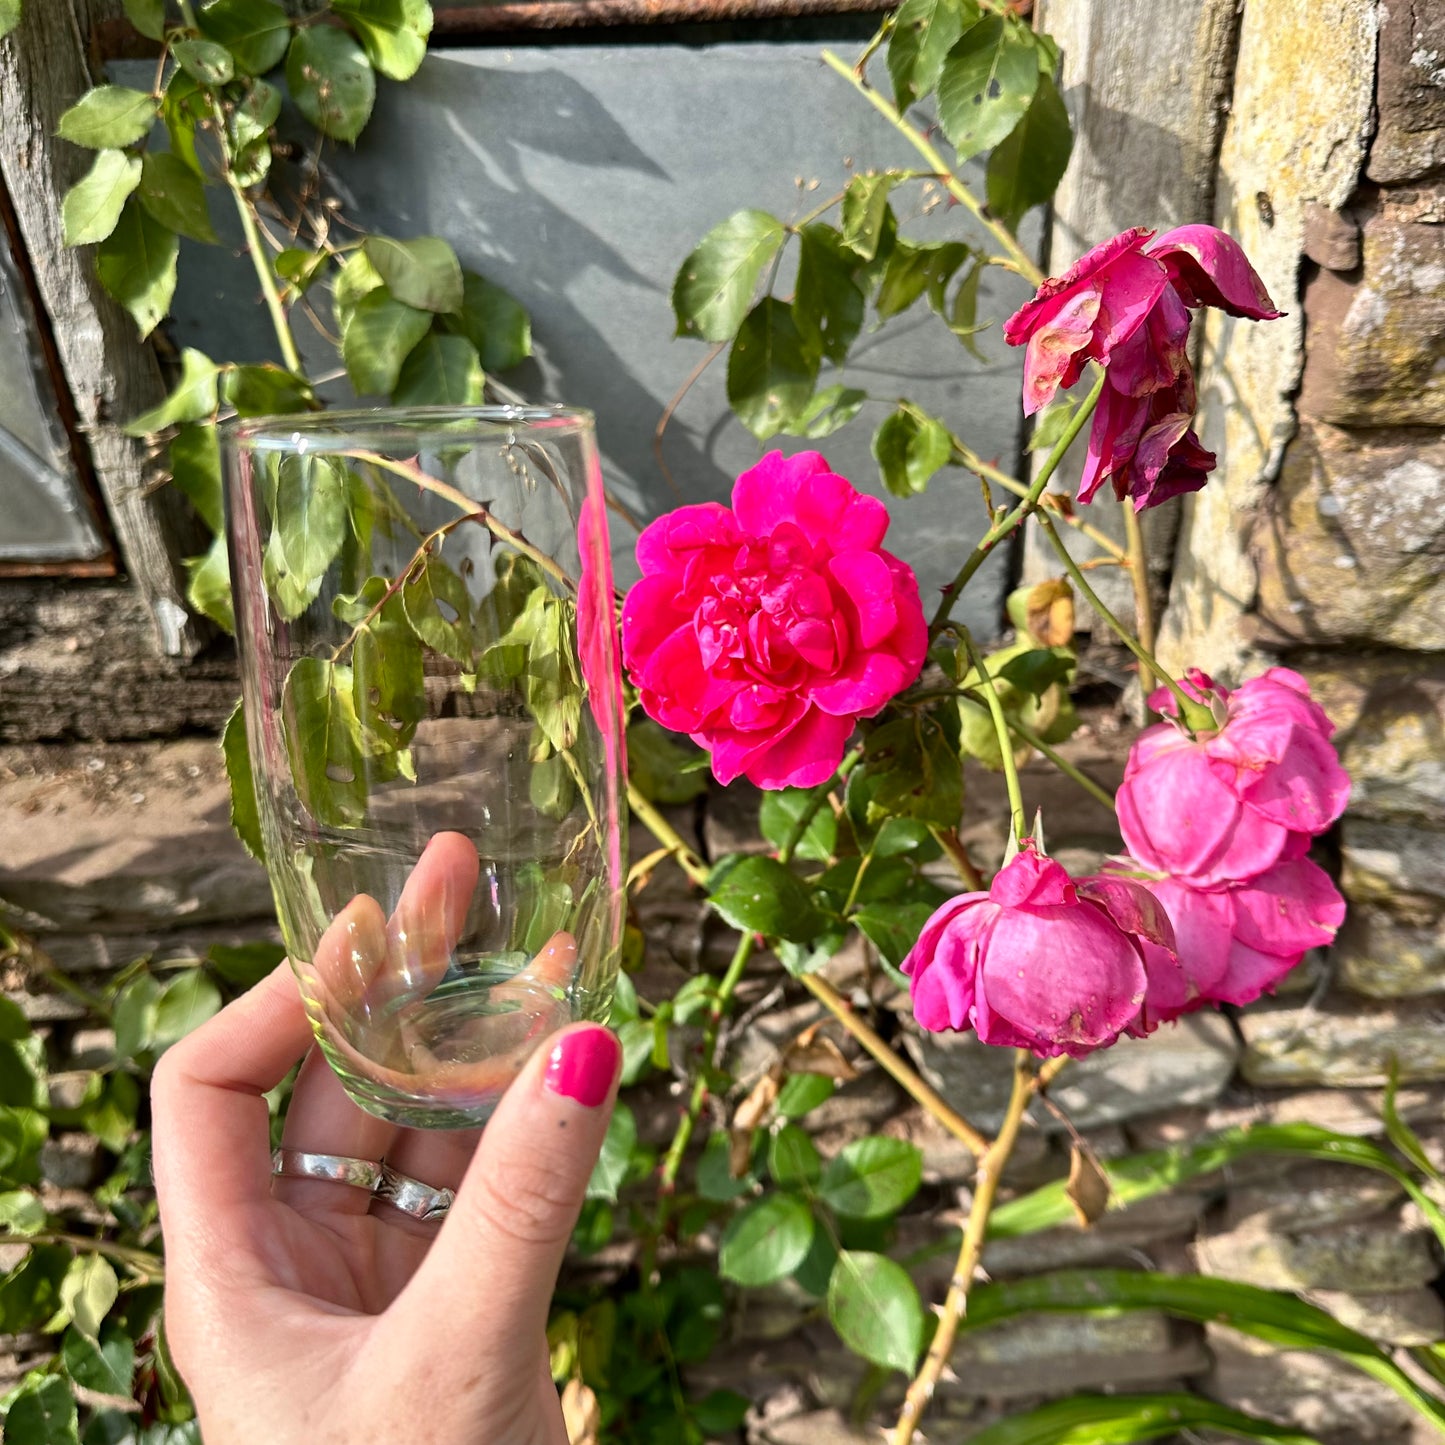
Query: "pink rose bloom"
1117 668 1350 889
1148 225 1284 321
1078 371 1216 508
901 842 1175 1059
621 451 927 789
1134 859 1346 1026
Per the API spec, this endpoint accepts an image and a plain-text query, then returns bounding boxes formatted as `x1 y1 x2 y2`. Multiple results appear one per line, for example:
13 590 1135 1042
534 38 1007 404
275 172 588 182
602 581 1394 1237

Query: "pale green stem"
961 632 1026 842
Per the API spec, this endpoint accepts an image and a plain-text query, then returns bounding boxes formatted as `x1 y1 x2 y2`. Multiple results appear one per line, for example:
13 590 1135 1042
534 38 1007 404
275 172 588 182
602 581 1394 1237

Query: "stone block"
1252 423 1445 651
1341 818 1445 904
39 1134 102 1191
1220 1162 1405 1233
1300 654 1445 822
1207 1082 1445 1139
1240 999 1445 1087
1369 0 1445 184
1297 195 1445 428
758 1411 878 1445
1309 1287 1445 1347
1337 904 1445 999
904 1011 1239 1135
1302 201 1363 272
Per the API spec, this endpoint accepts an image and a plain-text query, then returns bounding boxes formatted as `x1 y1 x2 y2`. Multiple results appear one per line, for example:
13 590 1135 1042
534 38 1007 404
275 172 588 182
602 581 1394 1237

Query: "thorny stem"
930 371 1107 637
343 451 574 593
627 784 709 887
1121 497 1158 677
1004 714 1117 813
892 1051 1035 1445
960 632 1026 843
820 50 1042 284
1036 511 1211 729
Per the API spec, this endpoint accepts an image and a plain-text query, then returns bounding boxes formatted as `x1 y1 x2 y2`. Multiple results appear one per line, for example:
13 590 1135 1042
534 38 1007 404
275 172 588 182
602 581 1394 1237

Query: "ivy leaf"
727 297 818 441
585 1101 636 1202
792 223 865 366
783 384 868 441
154 970 223 1049
123 0 166 41
173 36 236 85
55 86 157 149
708 855 826 943
138 151 217 245
198 0 292 76
854 901 935 967
60 1253 118 1340
61 150 141 247
719 1194 815 1287
819 1136 923 1219
758 785 837 863
124 348 219 436
672 209 785 343
986 72 1073 227
827 1251 924 1374
444 270 532 372
342 287 433 394
222 702 265 862
3 1375 79 1445
937 14 1040 162
286 25 376 143
61 1323 134 1398
363 234 464 313
402 553 476 665
332 0 434 81
96 197 179 338
283 657 369 827
185 534 234 632
888 0 976 110
873 405 953 498
223 363 315 416
393 331 484 405
839 174 900 261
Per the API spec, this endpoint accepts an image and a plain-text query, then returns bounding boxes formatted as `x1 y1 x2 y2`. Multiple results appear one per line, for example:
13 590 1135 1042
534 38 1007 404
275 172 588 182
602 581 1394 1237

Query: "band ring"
271 1148 382 1192
373 1163 455 1222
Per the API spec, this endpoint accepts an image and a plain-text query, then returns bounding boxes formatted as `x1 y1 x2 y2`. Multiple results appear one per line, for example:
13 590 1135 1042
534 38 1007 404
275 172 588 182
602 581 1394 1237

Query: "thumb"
391 1023 621 1351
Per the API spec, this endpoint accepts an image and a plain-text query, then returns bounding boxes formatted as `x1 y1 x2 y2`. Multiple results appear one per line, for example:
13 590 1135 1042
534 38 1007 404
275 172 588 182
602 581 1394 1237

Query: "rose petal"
1148 225 1283 319
1229 858 1346 957
635 502 740 576
742 705 855 789
989 844 1077 908
828 549 898 648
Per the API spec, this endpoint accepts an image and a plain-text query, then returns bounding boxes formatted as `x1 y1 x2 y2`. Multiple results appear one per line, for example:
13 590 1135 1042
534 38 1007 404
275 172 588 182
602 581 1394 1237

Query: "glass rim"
222 403 596 449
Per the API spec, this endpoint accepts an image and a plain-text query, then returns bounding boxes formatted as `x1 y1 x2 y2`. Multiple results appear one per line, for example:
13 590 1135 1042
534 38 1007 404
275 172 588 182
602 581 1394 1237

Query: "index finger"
151 964 313 1246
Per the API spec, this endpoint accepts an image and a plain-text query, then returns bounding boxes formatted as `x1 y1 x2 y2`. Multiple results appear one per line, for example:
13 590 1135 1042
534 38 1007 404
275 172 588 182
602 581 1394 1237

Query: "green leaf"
124 349 218 436
230 77 282 150
0 1191 44 1236
0 0 16 40
81 1072 138 1153
826 1251 924 1374
854 901 935 967
819 1136 922 1219
344 580 425 749
61 1253 119 1340
445 270 531 372
672 209 785 343
332 0 433 81
401 553 476 665
859 714 963 828
198 0 292 75
888 0 975 110
986 71 1073 226
282 658 369 828
1027 396 1077 453
137 151 218 245
776 1072 835 1120
945 257 989 358
342 287 432 394
759 785 837 863
286 25 375 142
393 331 484 405
966 1270 1445 1428
793 224 864 366
876 238 972 321
331 249 385 329
153 970 222 1049
162 71 207 176
719 1193 815 1287
873 816 942 859
961 1393 1322 1445
768 1125 822 1188
696 1131 758 1202
56 86 157 150
0 1247 69 1335
363 234 463 314
872 405 953 498
112 975 161 1061
62 150 141 247
185 535 234 632
4 1375 79 1445
62 1323 134 1398
626 720 709 805
95 198 178 338
173 37 235 85
937 15 1040 163
223 363 314 416
0 1106 49 1178
207 940 285 988
691 1391 750 1437
0 996 28 1043
586 1101 636 1203
267 454 347 613
1386 1064 1442 1182
784 384 868 440
839 173 900 261
727 297 818 441
997 647 1074 699
708 855 826 944
276 247 328 297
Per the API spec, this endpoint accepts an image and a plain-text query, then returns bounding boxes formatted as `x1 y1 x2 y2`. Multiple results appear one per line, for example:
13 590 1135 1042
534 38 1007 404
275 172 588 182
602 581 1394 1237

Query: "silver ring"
271 1148 382 1191
373 1163 454 1222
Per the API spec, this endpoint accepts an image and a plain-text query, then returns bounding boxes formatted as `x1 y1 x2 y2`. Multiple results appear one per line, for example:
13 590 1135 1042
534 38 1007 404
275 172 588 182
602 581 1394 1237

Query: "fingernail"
544 1028 620 1108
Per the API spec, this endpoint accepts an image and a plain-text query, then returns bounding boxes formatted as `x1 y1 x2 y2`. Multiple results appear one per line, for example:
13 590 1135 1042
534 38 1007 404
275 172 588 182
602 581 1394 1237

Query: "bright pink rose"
1117 668 1350 888
621 451 927 790
902 842 1175 1059
1147 225 1284 321
1078 371 1216 508
1134 859 1346 1025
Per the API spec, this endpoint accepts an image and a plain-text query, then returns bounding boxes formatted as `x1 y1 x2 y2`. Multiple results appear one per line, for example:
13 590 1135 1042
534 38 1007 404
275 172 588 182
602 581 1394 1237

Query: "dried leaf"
733 1072 780 1133
1066 1143 1112 1226
783 1035 859 1083
1025 577 1075 647
560 1378 600 1445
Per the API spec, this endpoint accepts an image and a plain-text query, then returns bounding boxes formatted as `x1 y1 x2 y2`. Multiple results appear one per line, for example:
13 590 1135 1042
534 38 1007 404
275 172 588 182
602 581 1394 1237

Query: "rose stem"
1121 496 1158 682
929 370 1108 638
960 631 1027 843
892 1050 1035 1445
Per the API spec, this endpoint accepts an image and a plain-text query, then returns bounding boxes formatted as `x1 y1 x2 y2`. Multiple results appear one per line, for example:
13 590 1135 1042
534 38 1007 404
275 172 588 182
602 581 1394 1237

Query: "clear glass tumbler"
224 406 626 1127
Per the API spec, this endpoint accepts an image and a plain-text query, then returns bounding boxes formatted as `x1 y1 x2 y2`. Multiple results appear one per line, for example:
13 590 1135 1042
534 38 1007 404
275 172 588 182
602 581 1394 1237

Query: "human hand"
151 839 621 1445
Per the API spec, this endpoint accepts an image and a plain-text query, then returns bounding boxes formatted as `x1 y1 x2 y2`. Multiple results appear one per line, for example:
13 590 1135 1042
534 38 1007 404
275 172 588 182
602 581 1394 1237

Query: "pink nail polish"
544 1028 620 1108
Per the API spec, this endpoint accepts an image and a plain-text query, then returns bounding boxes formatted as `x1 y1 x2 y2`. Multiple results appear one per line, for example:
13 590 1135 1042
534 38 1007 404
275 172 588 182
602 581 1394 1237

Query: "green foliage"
726 297 818 441
61 152 141 248
0 0 20 41
672 209 786 342
56 88 157 150
873 404 953 497
936 14 1039 162
962 1393 1323 1445
827 1250 925 1374
286 26 375 142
